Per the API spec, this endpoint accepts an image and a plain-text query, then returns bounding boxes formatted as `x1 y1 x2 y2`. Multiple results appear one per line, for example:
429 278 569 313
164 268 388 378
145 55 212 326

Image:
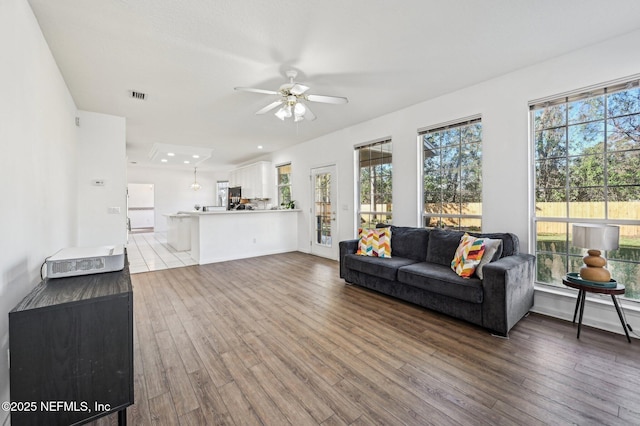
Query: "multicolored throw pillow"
451 234 486 278
356 227 392 258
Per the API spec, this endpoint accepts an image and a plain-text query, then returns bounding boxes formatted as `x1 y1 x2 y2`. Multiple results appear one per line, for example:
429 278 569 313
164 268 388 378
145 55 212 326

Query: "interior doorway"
127 183 155 234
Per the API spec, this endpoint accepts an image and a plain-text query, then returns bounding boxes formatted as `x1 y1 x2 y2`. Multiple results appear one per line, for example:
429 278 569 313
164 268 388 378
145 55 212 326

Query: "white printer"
46 244 125 278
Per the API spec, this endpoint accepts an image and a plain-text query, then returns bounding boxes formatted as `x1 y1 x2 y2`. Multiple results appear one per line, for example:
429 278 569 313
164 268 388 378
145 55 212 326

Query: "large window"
356 139 392 227
420 117 482 231
216 181 229 207
531 79 640 301
276 163 292 207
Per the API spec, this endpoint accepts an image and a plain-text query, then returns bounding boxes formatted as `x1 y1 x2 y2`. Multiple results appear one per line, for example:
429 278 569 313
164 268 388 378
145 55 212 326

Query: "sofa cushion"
425 229 464 266
344 253 419 281
397 262 483 303
380 226 430 261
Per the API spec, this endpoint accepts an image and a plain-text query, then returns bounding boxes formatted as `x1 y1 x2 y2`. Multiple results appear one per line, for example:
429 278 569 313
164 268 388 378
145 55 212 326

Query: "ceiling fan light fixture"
277 104 293 118
275 107 287 120
238 69 347 122
294 102 306 116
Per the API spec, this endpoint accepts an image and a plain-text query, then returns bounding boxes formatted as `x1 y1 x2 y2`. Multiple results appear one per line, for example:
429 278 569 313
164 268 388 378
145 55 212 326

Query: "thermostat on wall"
46 245 125 278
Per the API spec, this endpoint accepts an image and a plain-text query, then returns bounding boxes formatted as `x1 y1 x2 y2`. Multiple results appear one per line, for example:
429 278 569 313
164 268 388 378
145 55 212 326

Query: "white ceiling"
28 0 640 170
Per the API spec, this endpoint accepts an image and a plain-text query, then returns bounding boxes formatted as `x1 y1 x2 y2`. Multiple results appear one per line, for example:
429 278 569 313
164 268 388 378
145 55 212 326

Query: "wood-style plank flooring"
92 252 640 425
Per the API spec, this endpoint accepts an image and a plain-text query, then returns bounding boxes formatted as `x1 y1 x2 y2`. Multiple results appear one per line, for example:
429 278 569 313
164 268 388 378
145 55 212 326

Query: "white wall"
127 166 228 233
270 29 640 335
0 0 78 421
128 183 155 228
272 28 640 256
128 183 155 207
76 110 127 246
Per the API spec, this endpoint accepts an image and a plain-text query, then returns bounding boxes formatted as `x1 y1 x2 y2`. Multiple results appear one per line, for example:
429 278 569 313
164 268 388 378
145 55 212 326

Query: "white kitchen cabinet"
229 169 238 188
257 161 274 199
229 161 273 199
240 166 254 198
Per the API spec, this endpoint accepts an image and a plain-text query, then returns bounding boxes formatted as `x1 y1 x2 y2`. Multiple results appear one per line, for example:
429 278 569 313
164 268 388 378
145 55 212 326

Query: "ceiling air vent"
130 91 146 100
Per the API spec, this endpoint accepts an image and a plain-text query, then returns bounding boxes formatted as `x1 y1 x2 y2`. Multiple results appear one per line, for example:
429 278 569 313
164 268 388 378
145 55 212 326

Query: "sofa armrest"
339 239 359 278
481 253 535 336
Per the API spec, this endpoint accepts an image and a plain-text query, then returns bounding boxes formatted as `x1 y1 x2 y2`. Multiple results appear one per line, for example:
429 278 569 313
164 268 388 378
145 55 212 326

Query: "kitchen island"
188 209 301 264
164 213 191 251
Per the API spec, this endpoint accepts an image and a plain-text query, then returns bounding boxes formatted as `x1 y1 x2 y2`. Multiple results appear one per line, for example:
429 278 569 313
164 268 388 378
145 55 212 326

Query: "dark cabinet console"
9 259 133 425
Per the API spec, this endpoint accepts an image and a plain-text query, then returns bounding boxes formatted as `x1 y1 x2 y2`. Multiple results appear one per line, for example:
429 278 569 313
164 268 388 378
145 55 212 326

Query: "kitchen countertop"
181 209 301 215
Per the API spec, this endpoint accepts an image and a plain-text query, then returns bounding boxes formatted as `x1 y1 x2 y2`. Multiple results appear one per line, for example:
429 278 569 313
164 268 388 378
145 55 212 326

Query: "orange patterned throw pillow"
451 233 486 278
356 227 392 258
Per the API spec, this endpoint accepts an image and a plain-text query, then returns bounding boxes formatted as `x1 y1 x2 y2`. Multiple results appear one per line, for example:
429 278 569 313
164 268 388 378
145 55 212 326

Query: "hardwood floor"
92 252 640 425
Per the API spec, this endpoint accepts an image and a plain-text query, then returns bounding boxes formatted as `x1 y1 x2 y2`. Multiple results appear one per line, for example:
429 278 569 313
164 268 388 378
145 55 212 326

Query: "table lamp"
571 224 619 282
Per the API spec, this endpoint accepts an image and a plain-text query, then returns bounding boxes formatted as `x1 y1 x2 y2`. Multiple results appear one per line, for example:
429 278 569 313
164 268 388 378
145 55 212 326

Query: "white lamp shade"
274 107 287 120
572 224 619 250
294 102 306 116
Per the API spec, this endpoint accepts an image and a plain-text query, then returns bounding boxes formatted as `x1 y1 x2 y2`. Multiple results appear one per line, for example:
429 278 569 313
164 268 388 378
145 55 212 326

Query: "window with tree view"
357 139 392 227
421 117 482 231
276 163 292 208
532 79 640 301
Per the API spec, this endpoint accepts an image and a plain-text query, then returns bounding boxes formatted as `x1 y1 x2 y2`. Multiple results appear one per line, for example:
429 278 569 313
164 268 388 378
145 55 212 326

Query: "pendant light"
191 167 201 191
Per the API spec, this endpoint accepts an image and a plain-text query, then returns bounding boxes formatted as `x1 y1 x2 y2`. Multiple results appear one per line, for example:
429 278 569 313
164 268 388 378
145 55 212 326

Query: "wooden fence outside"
362 201 640 237
536 201 640 238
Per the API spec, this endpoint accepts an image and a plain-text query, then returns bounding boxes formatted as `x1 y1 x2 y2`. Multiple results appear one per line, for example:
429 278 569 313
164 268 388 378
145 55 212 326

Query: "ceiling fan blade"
256 100 284 114
234 87 279 95
290 84 310 95
303 104 316 121
306 94 349 104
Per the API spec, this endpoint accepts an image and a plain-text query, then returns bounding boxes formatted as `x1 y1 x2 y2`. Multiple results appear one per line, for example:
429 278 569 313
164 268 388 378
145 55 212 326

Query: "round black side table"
562 278 631 343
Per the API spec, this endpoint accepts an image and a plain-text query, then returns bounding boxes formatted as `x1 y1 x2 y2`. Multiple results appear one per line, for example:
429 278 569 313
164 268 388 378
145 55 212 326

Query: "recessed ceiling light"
184 160 190 164
149 143 213 165
257 145 263 149
161 159 168 163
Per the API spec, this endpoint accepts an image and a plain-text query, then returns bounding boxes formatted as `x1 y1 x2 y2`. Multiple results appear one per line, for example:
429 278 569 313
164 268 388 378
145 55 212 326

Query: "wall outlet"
108 207 121 214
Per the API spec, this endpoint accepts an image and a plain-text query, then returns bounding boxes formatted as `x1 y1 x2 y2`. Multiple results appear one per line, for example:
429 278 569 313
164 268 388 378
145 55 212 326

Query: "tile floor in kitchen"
127 231 196 274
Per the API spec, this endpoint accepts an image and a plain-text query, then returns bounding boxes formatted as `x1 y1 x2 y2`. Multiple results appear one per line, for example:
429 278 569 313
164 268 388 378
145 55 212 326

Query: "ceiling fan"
235 70 348 122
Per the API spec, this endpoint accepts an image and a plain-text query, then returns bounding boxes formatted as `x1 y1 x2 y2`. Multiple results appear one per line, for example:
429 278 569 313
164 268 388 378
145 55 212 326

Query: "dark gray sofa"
339 226 535 336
